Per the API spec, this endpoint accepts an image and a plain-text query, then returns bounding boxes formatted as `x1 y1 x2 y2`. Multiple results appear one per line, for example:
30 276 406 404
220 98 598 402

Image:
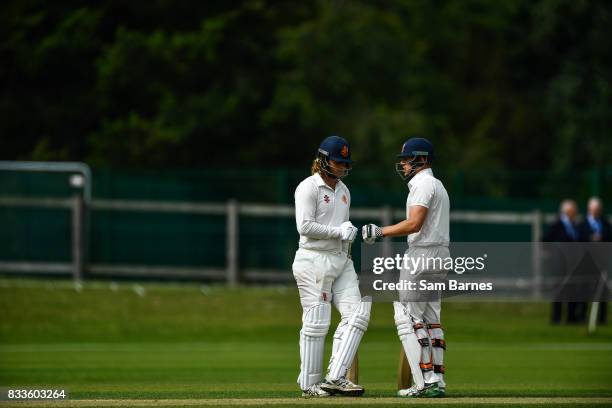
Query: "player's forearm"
298 220 341 239
382 220 420 237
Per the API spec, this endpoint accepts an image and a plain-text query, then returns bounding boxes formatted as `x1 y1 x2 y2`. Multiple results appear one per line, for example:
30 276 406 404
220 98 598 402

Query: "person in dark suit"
579 197 611 242
578 197 610 324
544 199 582 324
544 200 580 243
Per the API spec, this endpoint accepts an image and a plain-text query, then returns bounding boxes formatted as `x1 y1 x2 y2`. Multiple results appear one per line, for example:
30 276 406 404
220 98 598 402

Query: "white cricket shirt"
406 168 450 247
294 173 351 252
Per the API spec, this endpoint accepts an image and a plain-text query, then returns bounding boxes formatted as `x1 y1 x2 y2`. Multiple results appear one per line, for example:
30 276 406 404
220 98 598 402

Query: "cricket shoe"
320 377 365 396
398 382 443 398
301 383 331 397
397 384 421 397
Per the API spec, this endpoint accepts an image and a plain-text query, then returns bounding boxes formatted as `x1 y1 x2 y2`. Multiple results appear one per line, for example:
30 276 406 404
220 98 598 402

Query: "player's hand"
340 221 358 242
362 224 382 244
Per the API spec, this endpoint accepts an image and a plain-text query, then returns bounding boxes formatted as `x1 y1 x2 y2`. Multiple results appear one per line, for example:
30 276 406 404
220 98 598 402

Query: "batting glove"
362 224 383 245
340 221 358 242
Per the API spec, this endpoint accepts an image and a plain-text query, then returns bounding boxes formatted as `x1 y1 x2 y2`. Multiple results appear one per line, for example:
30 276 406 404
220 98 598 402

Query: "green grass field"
1 278 611 407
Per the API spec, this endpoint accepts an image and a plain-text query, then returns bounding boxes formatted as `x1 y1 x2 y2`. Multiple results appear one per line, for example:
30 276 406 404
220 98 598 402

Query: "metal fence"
0 194 591 286
2 161 610 290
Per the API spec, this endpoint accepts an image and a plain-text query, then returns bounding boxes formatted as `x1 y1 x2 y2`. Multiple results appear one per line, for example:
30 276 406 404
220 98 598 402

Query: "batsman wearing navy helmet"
363 137 449 398
292 136 371 397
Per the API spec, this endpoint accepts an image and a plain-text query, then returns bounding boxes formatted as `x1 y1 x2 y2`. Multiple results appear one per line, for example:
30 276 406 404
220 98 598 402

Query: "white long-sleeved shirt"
294 173 351 252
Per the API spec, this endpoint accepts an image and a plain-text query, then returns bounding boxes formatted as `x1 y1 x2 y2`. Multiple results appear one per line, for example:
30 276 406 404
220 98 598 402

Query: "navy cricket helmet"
396 137 434 181
316 136 352 179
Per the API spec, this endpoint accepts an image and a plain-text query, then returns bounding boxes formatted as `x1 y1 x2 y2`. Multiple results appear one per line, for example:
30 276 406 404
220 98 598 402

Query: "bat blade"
398 347 412 390
346 352 359 384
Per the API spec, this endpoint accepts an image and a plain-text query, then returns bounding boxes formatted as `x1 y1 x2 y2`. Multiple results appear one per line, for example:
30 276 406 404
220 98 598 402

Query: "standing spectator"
544 199 582 324
578 197 610 324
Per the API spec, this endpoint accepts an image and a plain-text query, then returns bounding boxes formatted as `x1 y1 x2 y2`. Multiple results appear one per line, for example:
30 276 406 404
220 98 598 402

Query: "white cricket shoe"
397 384 421 397
398 382 443 398
320 377 365 396
301 383 331 397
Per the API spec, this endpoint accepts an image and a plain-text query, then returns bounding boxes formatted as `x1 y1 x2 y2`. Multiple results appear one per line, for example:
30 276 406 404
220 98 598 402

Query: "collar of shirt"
314 172 344 192
408 167 433 190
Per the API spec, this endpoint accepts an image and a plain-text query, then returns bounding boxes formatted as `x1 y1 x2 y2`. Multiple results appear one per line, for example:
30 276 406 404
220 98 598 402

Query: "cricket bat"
346 352 359 384
398 347 412 390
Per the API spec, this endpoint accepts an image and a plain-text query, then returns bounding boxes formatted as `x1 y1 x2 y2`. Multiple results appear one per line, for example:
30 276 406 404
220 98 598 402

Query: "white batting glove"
362 223 383 245
340 221 358 242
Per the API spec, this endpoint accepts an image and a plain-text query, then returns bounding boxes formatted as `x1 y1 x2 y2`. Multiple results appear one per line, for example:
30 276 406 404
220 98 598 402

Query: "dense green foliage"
2 1 611 175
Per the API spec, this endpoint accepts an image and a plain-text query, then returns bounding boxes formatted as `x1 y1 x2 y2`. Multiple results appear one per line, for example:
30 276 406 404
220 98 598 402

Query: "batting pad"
327 296 371 380
298 302 331 389
429 325 446 388
393 301 425 389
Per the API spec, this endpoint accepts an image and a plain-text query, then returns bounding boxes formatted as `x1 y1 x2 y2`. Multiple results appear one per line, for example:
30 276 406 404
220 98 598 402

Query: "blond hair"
311 158 323 175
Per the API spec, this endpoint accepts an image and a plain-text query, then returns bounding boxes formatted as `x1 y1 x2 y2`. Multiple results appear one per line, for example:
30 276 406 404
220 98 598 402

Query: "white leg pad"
330 321 347 365
298 302 331 389
429 324 446 388
393 301 425 389
414 323 435 383
327 296 371 380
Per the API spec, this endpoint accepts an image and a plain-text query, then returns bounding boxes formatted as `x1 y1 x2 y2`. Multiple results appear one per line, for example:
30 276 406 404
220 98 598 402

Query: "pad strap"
434 364 445 374
419 361 433 371
418 338 430 347
432 339 446 349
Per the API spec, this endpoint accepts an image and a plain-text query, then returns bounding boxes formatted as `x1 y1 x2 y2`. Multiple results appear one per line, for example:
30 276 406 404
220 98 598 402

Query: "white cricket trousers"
292 248 361 314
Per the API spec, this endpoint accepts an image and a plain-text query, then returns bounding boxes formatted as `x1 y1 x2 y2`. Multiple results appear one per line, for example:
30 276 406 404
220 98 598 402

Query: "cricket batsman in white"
293 135 371 397
362 137 449 398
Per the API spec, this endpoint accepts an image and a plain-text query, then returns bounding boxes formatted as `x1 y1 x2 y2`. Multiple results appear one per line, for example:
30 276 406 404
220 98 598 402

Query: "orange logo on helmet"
341 145 349 158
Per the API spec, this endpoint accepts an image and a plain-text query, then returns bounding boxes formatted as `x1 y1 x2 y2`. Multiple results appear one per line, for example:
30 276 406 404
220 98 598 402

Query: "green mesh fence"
90 210 226 268
0 166 609 277
0 207 71 262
